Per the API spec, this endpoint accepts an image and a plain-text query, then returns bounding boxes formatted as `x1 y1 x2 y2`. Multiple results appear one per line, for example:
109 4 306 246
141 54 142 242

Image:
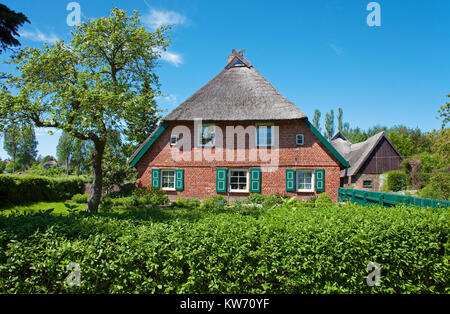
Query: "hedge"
0 175 89 206
384 170 407 192
0 203 447 293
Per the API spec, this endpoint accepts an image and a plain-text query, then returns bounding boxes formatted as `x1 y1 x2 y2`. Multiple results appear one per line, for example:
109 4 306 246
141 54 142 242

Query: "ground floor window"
296 170 314 192
161 170 176 190
229 169 249 192
363 180 373 188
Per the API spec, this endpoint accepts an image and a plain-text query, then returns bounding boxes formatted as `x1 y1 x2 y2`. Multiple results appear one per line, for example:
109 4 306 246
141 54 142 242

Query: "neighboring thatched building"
330 131 403 191
129 50 349 201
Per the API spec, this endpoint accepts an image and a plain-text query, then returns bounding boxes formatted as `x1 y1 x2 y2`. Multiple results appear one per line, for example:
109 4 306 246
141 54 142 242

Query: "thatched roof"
330 131 402 177
163 50 306 121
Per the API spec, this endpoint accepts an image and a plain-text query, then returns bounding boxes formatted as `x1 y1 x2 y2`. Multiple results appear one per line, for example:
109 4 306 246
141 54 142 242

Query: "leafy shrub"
172 197 201 209
418 171 450 201
0 204 447 293
315 193 334 206
247 194 266 205
0 175 88 206
201 195 227 210
384 170 407 192
71 194 89 204
133 188 168 206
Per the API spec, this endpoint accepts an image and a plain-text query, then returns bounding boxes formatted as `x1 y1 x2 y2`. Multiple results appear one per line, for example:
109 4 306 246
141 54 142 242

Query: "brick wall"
135 120 342 201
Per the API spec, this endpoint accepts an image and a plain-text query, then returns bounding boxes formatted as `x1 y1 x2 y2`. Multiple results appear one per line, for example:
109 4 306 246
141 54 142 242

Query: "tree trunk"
13 150 16 174
87 139 106 213
66 157 69 175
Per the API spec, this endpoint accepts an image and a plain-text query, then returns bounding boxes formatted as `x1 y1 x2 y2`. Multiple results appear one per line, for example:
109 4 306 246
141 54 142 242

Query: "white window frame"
161 169 176 191
296 134 304 146
198 124 216 147
296 169 314 192
255 124 274 147
170 135 178 146
228 169 249 193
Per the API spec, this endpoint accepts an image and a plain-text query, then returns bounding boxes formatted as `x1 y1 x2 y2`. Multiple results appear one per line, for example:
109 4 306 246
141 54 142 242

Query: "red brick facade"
135 120 343 201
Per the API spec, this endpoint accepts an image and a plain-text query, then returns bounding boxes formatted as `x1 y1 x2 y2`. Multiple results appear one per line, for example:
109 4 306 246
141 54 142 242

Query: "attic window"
233 59 245 67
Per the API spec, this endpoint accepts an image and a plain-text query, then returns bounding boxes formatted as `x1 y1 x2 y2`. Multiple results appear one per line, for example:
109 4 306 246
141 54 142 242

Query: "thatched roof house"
129 49 349 202
331 131 403 190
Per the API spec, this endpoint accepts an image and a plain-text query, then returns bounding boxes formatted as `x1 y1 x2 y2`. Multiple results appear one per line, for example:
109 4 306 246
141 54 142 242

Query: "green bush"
384 170 407 192
0 175 88 206
71 194 89 204
418 171 450 201
201 195 227 210
133 188 169 206
315 193 334 206
0 204 447 293
172 197 201 209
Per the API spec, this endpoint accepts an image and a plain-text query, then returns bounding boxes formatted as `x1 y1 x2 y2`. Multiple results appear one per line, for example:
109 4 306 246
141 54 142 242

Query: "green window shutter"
286 169 295 192
315 169 325 192
151 169 160 189
216 168 227 192
250 168 261 193
175 169 184 191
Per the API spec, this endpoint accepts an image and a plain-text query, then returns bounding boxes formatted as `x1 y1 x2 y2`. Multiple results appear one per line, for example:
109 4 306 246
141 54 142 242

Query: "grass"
0 201 86 217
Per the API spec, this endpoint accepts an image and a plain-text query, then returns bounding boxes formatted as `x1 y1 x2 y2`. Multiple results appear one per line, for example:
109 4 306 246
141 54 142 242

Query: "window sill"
229 190 250 194
297 190 314 193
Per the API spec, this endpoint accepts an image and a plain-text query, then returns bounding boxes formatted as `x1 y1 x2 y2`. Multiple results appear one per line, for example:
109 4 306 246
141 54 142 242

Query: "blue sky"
1 0 449 160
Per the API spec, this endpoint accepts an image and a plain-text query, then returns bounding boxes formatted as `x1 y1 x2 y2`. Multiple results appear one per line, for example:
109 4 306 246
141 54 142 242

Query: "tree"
437 94 450 129
387 130 414 158
1 9 169 212
3 124 20 173
57 131 75 175
2 123 37 172
337 108 343 133
16 125 38 168
313 109 321 132
324 109 335 140
0 4 29 53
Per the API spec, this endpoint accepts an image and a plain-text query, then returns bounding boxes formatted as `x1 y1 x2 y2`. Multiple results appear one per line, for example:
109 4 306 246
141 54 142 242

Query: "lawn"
0 197 448 294
0 201 86 217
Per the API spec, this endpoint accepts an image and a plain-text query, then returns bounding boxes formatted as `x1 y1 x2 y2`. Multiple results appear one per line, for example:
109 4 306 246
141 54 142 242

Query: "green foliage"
0 203 447 293
172 197 201 209
132 187 169 206
3 123 38 171
313 109 321 132
0 175 88 206
201 195 227 210
28 163 67 177
418 171 450 201
315 192 334 206
324 109 334 140
0 160 5 173
71 194 89 204
384 170 407 192
0 8 171 212
0 4 29 53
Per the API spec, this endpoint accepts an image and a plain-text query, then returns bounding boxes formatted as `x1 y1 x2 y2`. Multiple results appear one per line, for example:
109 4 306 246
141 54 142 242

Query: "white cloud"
159 50 183 67
156 94 178 106
328 43 343 55
142 8 187 30
20 29 59 44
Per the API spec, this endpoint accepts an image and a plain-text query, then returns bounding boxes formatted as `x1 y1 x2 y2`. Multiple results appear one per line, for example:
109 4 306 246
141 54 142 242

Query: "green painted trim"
303 119 350 168
129 122 169 167
216 168 227 192
250 168 261 193
175 169 184 191
315 169 325 192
